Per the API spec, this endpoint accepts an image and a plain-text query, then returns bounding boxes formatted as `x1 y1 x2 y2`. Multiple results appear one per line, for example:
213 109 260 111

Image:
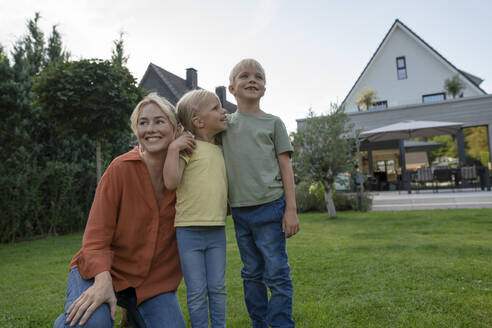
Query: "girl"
163 90 228 328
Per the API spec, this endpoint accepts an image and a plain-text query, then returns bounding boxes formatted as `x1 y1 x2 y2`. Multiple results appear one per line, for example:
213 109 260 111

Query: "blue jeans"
54 268 186 328
231 196 294 328
176 226 226 328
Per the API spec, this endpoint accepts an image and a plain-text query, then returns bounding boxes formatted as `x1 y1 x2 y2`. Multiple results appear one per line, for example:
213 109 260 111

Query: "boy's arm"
163 134 195 190
277 152 300 238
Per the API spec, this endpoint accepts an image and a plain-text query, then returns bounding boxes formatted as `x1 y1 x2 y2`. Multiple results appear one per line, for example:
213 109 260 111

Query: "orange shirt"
70 147 181 305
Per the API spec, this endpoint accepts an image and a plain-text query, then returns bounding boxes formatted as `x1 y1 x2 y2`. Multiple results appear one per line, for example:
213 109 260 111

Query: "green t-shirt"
221 111 293 207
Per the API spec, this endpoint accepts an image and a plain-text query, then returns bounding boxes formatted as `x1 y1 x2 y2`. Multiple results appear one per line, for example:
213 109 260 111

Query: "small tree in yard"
294 105 354 217
33 59 145 181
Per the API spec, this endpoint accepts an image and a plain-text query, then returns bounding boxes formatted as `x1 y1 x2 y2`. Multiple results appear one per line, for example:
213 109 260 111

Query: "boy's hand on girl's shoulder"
282 210 300 238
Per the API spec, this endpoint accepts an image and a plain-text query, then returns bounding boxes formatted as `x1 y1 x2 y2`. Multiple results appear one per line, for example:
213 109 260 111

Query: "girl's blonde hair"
130 94 178 135
176 90 220 134
229 58 266 85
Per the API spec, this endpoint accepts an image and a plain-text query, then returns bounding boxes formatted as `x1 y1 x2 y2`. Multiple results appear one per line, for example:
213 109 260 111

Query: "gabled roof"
342 19 486 106
139 63 237 113
459 70 483 87
147 63 190 100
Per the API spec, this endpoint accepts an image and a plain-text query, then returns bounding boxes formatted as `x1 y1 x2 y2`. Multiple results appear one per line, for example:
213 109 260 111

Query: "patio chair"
414 167 435 192
460 166 479 191
434 168 454 192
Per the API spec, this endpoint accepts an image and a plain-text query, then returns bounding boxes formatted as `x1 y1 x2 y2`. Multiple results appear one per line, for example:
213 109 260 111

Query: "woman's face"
137 102 175 153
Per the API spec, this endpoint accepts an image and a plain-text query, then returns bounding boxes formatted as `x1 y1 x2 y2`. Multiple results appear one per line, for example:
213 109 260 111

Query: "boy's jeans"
53 267 186 328
176 226 227 328
231 196 294 328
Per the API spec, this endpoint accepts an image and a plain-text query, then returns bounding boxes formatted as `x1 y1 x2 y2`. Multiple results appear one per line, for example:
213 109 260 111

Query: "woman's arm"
163 133 195 190
65 167 122 326
277 152 300 238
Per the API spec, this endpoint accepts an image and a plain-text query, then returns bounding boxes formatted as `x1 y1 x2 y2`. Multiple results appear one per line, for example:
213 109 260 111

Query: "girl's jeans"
176 226 227 328
53 267 186 328
231 196 295 328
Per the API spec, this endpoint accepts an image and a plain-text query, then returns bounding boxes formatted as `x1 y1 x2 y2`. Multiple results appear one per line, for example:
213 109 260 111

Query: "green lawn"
1 210 491 327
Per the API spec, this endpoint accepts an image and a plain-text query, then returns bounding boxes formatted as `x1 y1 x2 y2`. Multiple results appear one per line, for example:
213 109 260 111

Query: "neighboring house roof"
139 63 237 113
342 19 486 107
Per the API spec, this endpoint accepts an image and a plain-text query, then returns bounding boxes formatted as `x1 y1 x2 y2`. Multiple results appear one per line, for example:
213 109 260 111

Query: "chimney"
186 68 198 89
215 86 226 106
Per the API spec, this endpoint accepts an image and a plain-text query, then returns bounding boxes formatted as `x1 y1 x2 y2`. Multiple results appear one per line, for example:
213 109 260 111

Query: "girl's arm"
277 152 300 238
164 133 195 190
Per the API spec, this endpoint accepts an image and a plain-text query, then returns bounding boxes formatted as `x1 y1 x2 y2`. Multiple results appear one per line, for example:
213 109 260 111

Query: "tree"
356 88 377 111
23 12 46 76
33 59 145 181
444 75 465 99
111 31 129 67
45 25 71 66
294 105 355 217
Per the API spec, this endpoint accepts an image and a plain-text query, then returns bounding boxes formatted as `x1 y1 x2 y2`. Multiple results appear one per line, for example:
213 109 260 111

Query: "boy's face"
229 65 266 102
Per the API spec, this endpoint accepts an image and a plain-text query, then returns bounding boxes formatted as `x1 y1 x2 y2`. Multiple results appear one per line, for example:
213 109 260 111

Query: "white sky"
1 0 491 133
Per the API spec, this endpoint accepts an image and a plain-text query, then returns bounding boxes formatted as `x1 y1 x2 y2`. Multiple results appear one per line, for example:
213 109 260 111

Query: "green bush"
296 182 372 213
0 159 92 243
332 191 372 212
295 182 326 213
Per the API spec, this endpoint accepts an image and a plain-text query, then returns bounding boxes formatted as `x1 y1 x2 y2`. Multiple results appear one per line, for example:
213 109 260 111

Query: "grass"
1 209 491 327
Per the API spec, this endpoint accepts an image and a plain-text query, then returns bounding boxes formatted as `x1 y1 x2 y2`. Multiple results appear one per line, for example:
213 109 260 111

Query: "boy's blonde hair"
130 94 177 135
176 90 220 134
229 58 266 85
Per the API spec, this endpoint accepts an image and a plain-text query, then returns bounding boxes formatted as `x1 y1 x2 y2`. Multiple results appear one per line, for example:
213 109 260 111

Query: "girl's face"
197 96 227 134
137 102 175 153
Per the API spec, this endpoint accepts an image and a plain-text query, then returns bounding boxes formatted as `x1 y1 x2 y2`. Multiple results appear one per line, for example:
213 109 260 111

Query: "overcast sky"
2 0 491 132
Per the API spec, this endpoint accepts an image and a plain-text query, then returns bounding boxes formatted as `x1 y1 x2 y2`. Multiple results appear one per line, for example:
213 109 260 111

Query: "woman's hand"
65 271 117 326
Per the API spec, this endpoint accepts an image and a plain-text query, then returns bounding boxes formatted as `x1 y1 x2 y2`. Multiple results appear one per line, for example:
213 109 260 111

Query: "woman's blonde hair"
176 90 220 134
229 58 266 85
130 94 177 135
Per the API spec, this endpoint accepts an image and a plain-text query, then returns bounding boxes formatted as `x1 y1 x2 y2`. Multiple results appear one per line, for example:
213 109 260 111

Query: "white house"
297 19 492 192
343 19 486 112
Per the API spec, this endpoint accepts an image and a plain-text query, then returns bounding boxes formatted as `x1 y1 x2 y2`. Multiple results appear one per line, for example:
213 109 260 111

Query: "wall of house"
344 26 483 113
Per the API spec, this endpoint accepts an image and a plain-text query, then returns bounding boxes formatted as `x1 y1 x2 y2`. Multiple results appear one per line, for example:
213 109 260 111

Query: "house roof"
341 19 486 107
139 63 237 113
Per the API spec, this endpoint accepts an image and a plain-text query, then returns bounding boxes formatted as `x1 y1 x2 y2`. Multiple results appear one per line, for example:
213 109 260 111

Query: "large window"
396 56 407 80
422 92 446 103
371 101 388 109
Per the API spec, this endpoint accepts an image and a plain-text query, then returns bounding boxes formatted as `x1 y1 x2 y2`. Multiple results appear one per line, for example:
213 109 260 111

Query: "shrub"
295 182 326 213
296 182 372 213
0 159 92 243
332 191 372 212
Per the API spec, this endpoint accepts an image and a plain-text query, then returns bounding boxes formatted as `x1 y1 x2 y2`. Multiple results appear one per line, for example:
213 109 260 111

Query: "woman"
54 95 196 328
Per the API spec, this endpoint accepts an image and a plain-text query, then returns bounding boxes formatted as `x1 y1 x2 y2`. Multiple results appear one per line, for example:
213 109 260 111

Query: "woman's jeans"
231 196 294 328
53 268 186 328
176 226 226 328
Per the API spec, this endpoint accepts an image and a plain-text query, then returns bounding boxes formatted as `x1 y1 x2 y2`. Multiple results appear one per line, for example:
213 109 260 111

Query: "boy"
222 58 300 328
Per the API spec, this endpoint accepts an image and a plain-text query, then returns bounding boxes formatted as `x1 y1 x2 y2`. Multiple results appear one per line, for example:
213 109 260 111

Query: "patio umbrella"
360 120 463 142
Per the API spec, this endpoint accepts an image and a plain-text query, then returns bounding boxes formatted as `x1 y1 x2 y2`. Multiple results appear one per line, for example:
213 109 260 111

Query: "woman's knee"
53 305 113 328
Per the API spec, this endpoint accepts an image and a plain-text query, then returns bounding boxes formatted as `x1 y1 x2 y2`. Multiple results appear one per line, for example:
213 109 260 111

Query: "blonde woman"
54 95 195 328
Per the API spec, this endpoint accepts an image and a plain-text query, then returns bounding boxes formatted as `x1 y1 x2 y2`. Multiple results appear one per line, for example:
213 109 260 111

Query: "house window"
422 92 446 103
396 56 407 80
371 101 388 109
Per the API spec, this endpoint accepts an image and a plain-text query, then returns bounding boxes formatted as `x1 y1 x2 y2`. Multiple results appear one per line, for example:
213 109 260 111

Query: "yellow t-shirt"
174 140 227 227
